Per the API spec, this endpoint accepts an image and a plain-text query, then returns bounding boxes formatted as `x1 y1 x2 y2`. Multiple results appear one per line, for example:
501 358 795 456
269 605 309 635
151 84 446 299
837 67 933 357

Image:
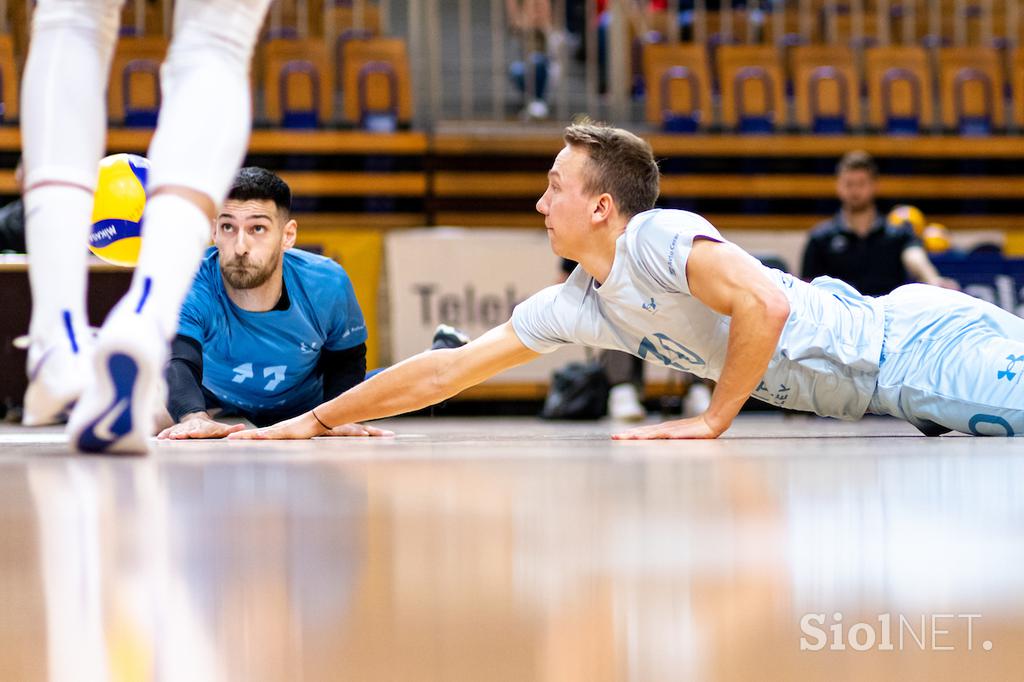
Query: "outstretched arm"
229 321 540 440
902 245 959 290
614 238 790 440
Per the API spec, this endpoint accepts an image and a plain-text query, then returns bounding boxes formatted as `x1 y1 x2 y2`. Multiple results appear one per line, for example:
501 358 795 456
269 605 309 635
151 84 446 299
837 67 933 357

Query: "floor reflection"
1 418 1022 681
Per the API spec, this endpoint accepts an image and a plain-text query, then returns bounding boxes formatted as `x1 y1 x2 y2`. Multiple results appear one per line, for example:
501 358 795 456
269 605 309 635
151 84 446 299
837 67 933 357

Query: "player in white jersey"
21 0 274 453
230 122 1024 441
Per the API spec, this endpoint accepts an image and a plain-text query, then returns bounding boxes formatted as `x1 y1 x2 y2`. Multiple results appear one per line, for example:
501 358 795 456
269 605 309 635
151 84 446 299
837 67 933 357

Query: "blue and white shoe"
21 318 94 426
67 311 165 455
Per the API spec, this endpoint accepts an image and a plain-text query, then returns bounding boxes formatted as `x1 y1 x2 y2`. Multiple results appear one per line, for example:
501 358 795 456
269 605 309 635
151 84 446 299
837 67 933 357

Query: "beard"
220 249 280 290
843 196 874 214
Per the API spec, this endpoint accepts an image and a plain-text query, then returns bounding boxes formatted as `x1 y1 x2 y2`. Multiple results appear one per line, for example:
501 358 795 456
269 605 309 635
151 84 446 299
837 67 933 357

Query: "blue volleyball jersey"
178 247 368 417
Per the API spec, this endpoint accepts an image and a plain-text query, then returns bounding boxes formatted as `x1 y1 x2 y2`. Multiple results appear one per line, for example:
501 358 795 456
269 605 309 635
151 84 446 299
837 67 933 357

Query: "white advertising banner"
385 227 588 383
387 225 1014 390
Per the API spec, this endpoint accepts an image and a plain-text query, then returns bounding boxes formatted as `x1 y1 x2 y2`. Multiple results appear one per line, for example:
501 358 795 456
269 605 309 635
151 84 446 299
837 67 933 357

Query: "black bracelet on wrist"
311 408 331 431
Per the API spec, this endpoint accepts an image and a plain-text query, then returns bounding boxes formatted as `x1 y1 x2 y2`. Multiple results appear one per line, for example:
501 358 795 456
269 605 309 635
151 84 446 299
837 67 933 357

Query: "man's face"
836 169 876 213
536 145 599 259
214 199 294 290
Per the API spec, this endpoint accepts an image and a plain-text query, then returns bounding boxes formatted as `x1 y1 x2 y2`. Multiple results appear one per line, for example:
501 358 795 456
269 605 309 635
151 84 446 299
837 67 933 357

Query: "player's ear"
209 218 217 242
282 218 298 249
591 192 614 224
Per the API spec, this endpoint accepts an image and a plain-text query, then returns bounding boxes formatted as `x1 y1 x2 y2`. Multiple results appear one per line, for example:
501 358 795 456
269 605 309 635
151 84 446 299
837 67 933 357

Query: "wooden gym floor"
0 414 1022 681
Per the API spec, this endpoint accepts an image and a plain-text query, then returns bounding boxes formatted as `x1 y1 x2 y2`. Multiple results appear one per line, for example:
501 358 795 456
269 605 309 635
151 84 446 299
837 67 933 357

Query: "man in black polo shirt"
801 151 956 296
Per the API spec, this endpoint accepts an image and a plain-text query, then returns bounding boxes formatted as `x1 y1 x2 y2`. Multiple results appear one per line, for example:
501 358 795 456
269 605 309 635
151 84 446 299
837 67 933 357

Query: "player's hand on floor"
157 414 246 440
228 413 395 440
325 423 395 437
228 412 324 440
611 414 724 440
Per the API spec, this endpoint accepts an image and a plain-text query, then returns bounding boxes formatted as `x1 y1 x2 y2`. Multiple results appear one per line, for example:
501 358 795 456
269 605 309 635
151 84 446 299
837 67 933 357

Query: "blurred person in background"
507 0 555 119
801 151 957 296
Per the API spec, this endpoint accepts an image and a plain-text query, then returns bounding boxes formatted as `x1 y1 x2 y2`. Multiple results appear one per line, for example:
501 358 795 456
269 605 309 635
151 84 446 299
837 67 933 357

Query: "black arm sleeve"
320 343 367 401
165 334 209 422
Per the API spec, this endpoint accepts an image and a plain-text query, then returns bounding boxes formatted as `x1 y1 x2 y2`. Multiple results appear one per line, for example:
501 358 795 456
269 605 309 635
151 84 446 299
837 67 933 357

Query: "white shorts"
868 284 1024 436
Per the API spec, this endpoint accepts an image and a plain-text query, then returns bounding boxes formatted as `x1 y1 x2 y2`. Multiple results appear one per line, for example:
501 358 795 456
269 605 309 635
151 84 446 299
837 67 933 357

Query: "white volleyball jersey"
511 209 886 420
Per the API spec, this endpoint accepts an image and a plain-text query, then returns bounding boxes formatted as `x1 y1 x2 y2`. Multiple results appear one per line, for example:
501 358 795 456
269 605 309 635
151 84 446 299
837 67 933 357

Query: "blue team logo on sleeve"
997 354 1024 382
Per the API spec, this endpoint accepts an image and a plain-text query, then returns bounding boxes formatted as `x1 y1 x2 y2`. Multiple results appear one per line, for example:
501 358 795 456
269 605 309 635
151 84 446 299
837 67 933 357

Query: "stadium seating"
865 45 934 133
0 34 17 124
120 0 166 37
340 36 412 130
262 38 334 128
107 37 168 127
1012 47 1024 132
936 46 1004 134
717 45 786 132
792 44 861 133
642 43 712 131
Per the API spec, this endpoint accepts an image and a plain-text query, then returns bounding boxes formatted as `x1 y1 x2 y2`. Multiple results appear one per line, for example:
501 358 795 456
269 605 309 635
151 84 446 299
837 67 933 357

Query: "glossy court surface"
1 415 1022 681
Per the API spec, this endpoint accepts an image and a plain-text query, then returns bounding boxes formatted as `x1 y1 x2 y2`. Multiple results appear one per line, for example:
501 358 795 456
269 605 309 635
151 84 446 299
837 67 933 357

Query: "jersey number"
637 333 705 371
232 363 288 391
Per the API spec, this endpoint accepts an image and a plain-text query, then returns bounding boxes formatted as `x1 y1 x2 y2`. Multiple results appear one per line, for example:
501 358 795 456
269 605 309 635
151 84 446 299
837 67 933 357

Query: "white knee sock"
24 186 93 344
145 0 272 202
112 0 273 341
21 0 123 345
119 194 210 340
21 0 121 190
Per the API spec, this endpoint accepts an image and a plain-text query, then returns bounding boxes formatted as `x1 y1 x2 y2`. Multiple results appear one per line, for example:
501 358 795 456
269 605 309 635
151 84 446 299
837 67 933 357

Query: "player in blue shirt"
159 168 423 439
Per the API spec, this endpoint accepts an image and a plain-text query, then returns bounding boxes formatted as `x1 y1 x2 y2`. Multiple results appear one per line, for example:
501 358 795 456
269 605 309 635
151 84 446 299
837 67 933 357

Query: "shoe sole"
71 345 154 456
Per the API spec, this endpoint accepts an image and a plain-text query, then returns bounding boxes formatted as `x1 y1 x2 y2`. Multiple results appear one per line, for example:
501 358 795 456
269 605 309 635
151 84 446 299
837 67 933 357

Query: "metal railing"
4 0 1020 128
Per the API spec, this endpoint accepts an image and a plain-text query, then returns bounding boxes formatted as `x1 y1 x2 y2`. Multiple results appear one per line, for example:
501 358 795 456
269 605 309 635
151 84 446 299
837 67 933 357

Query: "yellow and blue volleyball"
922 223 951 254
886 204 926 236
89 153 149 267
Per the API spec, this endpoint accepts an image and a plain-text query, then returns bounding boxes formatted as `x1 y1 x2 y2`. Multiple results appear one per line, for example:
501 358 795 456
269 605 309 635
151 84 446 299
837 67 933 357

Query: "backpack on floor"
540 360 609 420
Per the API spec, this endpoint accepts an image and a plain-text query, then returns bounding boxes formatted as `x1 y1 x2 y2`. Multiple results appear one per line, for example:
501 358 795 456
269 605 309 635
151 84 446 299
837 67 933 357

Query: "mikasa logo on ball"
89 225 120 244
89 153 149 268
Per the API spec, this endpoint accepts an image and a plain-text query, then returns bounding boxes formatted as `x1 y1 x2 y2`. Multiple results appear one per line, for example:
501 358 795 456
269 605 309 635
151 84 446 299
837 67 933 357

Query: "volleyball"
89 153 149 267
886 204 926 236
922 223 951 254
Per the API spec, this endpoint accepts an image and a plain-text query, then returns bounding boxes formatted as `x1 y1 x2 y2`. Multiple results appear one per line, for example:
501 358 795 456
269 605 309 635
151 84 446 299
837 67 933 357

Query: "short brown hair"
563 121 660 218
836 150 878 178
